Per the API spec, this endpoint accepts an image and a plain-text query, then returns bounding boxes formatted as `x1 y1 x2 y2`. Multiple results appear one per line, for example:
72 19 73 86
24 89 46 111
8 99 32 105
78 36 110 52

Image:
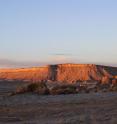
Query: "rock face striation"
0 64 117 83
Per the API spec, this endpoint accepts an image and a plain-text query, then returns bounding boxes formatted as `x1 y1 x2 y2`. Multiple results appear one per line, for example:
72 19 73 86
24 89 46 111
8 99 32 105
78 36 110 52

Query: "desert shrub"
93 86 101 92
16 86 27 93
27 83 41 92
112 87 117 91
110 83 117 92
77 86 88 93
112 79 117 84
27 82 49 95
11 82 49 95
50 85 77 95
10 86 27 96
99 83 110 89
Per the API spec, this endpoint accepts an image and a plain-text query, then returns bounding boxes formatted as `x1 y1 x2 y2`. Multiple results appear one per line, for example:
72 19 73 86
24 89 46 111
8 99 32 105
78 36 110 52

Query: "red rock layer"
0 66 49 82
0 64 117 82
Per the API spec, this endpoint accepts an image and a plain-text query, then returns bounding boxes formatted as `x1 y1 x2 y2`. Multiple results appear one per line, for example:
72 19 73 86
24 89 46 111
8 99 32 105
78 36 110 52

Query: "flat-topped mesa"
0 66 50 81
57 64 96 67
56 64 111 82
0 66 48 72
0 64 117 83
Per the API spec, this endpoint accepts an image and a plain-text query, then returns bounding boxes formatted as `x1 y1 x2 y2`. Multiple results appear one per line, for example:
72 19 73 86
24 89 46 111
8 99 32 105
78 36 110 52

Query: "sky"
0 0 117 68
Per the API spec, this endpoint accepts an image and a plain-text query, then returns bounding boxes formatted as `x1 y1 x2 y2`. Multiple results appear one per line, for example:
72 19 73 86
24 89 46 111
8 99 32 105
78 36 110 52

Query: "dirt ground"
0 81 117 124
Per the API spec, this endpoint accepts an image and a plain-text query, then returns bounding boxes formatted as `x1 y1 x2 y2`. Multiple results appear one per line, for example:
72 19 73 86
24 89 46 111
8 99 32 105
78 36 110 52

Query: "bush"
110 83 117 92
49 85 77 95
11 82 49 95
16 86 27 93
27 83 49 95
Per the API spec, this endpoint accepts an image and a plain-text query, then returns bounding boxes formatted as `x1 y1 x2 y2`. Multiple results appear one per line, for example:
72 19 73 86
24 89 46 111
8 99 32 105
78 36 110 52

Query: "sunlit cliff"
0 64 117 83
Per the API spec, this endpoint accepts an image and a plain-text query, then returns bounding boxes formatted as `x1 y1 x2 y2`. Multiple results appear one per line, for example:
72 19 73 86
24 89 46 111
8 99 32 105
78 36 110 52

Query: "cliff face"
0 64 117 83
56 64 116 82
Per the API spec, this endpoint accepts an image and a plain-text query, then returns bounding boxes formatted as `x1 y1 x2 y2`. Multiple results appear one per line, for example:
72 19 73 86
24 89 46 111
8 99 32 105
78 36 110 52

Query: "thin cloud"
50 53 73 56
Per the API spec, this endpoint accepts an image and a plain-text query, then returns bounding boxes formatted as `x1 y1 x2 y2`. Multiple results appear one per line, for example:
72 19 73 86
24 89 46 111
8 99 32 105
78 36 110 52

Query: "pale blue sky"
0 0 117 67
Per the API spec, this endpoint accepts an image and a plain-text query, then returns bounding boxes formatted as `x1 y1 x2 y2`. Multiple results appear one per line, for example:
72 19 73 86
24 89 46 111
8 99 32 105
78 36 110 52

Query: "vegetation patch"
11 82 49 96
10 80 117 96
27 83 49 95
49 85 77 95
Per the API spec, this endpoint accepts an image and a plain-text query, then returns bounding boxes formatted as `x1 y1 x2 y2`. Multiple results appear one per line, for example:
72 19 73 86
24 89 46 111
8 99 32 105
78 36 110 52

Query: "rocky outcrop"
0 64 117 83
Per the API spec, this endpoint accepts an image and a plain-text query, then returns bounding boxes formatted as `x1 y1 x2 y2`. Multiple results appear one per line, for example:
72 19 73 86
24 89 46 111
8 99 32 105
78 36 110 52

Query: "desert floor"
0 82 117 124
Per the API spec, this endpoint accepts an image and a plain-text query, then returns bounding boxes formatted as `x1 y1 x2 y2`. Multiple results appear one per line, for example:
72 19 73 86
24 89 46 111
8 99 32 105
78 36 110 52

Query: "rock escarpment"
56 64 117 82
0 64 117 83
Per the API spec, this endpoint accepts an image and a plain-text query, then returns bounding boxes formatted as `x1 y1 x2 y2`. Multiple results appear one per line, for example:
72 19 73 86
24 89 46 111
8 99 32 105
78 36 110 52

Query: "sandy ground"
0 82 117 124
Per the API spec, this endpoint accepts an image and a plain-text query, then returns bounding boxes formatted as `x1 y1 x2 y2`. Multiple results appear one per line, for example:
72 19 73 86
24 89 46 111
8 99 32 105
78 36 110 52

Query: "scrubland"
0 81 117 124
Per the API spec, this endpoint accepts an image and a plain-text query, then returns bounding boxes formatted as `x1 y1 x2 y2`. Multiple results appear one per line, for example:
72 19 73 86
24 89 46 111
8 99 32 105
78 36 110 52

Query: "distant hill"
0 64 117 83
